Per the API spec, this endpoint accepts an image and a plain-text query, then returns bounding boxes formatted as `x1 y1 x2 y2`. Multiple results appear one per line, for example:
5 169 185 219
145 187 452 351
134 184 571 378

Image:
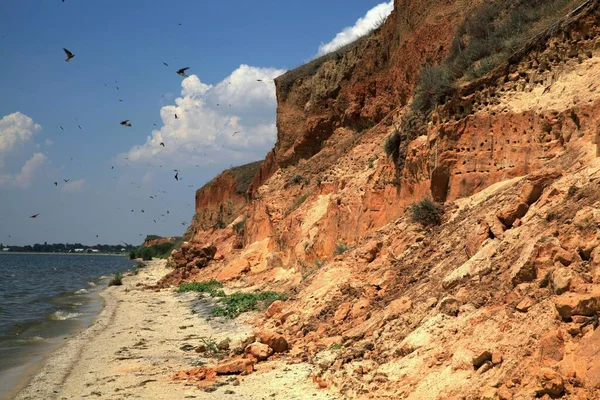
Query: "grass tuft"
409 198 443 226
211 291 288 319
109 271 123 286
177 280 225 297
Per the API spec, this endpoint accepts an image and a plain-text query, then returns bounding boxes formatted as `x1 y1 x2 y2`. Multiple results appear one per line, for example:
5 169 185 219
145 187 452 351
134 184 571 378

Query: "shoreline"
14 260 337 400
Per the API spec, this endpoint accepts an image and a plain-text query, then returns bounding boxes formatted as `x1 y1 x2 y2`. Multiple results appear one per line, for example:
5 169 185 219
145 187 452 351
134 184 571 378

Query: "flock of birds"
18 2 275 245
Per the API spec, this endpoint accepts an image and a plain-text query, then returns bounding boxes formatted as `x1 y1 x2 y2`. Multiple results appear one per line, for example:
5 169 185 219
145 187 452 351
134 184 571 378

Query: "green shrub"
334 242 349 256
211 291 288 319
568 185 577 196
129 250 136 260
177 280 225 297
136 261 146 268
109 271 123 286
412 65 454 113
200 336 219 354
409 199 443 226
384 130 401 159
133 242 177 260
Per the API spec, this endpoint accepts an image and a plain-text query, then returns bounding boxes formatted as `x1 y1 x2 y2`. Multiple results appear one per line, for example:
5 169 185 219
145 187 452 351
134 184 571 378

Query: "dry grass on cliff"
228 161 262 195
411 0 580 114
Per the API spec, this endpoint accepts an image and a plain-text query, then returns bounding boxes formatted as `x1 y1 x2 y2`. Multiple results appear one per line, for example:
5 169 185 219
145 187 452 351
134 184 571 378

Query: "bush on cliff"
130 242 177 260
384 130 401 160
410 198 443 226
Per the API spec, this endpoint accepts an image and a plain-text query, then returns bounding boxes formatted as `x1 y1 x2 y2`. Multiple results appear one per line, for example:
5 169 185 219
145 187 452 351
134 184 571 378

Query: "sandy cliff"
167 1 600 398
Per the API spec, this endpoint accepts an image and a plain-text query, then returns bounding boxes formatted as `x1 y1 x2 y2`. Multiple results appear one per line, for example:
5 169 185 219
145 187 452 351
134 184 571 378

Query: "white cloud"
317 1 393 56
121 64 286 168
62 178 87 193
45 138 54 146
0 152 47 188
0 112 42 166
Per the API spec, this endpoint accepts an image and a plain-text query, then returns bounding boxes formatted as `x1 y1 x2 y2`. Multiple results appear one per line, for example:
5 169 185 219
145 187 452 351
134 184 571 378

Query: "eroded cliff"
168 0 600 398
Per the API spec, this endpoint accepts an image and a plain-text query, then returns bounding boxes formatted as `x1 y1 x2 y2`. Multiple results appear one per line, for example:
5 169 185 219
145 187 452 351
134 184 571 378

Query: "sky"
0 0 393 246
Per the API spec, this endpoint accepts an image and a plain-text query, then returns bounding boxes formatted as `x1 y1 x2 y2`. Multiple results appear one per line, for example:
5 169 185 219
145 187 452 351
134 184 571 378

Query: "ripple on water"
49 311 81 321
74 288 89 295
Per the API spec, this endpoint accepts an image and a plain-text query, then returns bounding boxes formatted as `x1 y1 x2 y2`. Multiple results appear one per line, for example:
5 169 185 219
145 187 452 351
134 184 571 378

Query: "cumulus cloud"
0 152 47 188
317 1 393 56
121 64 286 168
62 178 87 193
0 112 42 166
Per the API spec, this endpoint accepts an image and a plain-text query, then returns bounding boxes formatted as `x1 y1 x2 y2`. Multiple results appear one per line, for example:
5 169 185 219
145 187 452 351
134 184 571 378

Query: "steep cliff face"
169 1 600 398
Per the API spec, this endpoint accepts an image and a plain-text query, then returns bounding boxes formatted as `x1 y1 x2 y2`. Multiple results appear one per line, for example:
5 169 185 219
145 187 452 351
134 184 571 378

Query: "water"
0 253 135 399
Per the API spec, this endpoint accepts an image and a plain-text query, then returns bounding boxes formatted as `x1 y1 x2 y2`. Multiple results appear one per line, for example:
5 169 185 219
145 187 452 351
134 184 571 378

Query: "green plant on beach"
200 336 219 354
330 343 342 351
109 271 123 286
211 291 288 319
177 280 225 297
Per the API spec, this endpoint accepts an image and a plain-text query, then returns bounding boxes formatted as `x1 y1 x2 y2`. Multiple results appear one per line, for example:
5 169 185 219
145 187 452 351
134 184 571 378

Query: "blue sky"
0 0 393 246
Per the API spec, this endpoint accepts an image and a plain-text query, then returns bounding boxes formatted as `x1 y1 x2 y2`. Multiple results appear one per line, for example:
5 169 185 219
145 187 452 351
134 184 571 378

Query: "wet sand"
14 260 338 400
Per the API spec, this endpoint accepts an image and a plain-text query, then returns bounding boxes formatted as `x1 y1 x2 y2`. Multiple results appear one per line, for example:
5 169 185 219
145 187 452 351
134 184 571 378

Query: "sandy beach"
14 260 338 400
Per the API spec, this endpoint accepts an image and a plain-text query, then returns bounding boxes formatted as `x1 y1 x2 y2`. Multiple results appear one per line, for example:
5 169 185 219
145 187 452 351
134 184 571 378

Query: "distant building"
91 249 99 253
74 248 84 253
2 248 9 252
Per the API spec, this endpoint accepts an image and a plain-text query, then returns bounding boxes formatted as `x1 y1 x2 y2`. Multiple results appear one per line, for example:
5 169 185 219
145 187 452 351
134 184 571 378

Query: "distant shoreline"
0 252 128 256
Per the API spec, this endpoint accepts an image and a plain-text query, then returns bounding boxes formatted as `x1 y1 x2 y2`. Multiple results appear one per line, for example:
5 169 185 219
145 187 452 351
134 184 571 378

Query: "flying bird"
174 114 178 119
63 48 74 62
177 67 189 77
256 79 263 82
54 182 58 186
141 209 145 213
60 126 64 131
111 166 114 170
29 214 39 219
120 120 132 127
118 99 123 102
160 142 165 147
174 172 179 181
78 125 82 130
163 62 169 67
63 179 70 183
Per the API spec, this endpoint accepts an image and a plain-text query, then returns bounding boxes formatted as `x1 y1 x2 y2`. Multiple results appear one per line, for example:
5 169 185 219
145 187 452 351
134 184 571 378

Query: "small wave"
17 336 48 344
99 275 108 279
49 311 81 321
87 282 97 287
74 288 89 294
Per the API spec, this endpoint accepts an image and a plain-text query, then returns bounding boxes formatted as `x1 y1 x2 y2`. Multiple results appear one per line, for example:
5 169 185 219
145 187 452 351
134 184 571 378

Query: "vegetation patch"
288 193 310 214
109 271 123 286
177 280 225 298
211 291 288 319
130 241 179 260
409 198 444 226
334 242 350 256
229 161 262 195
411 0 576 114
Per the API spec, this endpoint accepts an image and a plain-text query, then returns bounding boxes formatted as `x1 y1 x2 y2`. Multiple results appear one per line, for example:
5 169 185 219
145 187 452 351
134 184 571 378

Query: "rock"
215 358 255 375
510 259 536 286
195 344 207 353
520 181 544 205
245 342 273 361
497 202 529 228
539 330 564 364
240 335 256 349
536 368 564 397
218 338 231 351
334 302 352 323
473 351 493 369
439 297 460 317
465 219 491 258
265 300 284 318
257 331 288 353
491 351 503 365
350 298 371 318
384 297 412 319
485 215 505 240
554 248 576 267
357 241 382 263
232 379 240 386
516 296 535 312
552 268 573 295
554 290 600 319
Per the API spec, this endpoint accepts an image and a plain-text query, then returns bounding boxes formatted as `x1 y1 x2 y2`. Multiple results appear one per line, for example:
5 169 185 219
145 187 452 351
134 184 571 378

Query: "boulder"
510 259 537 286
472 351 493 369
257 331 288 353
334 302 352 323
439 297 460 317
497 202 529 228
465 219 491 258
553 248 576 267
516 296 535 312
215 358 255 375
385 297 412 319
350 298 371 319
265 300 284 318
554 290 600 319
552 268 573 295
245 342 273 361
536 368 564 398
